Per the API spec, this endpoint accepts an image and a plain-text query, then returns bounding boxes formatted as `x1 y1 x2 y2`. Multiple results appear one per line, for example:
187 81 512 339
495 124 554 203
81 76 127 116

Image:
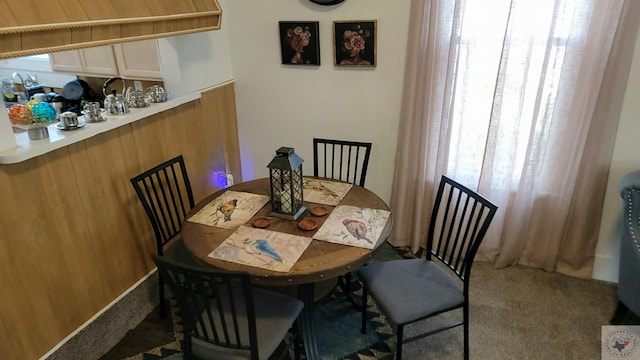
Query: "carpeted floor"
102 243 638 359
398 261 621 360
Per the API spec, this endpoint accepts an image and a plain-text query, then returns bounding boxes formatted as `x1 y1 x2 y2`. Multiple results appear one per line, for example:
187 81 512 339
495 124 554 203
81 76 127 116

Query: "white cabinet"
50 40 162 81
50 46 118 77
112 41 162 80
48 51 83 74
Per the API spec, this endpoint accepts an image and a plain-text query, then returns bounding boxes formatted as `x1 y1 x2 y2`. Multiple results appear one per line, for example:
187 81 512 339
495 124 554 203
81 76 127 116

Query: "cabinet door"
50 46 118 77
113 40 163 80
78 46 119 77
49 50 83 73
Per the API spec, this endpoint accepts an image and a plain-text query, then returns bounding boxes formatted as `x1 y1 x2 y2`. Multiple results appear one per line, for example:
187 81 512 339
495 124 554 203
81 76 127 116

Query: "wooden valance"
0 0 222 59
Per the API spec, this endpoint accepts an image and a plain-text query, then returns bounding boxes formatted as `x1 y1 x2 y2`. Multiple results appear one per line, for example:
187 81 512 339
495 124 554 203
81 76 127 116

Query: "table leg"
298 283 319 360
337 272 363 308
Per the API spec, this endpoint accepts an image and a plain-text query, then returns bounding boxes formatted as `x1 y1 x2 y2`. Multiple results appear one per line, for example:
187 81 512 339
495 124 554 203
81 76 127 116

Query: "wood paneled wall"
0 0 222 59
0 83 241 360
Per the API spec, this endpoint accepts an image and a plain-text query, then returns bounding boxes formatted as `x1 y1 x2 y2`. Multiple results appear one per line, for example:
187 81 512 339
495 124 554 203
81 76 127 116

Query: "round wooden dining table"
181 177 393 360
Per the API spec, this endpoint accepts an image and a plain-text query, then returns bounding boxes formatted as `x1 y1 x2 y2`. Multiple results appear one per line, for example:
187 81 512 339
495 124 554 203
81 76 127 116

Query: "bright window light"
1 54 53 72
23 54 50 62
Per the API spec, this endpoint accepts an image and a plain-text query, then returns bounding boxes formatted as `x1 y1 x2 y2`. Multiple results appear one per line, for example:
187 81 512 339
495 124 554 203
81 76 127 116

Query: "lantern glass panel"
268 147 306 220
292 167 303 207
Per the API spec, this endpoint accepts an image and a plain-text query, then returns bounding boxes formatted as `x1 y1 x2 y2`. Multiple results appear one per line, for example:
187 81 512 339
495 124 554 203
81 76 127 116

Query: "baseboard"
40 270 160 360
592 254 620 283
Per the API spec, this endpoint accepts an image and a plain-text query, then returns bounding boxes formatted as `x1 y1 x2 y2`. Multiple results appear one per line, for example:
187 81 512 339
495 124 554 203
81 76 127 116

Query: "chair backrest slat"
313 138 372 187
163 165 189 231
152 255 259 358
130 155 195 254
427 176 498 282
448 191 471 267
150 169 177 238
459 202 487 274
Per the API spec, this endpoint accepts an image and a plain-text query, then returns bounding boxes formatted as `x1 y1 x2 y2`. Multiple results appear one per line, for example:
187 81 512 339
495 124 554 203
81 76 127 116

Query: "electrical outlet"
134 81 143 91
225 173 234 186
214 171 234 188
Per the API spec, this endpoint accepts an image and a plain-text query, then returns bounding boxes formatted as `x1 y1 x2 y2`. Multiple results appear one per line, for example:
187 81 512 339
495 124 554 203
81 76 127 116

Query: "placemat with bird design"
313 205 391 249
186 191 270 229
303 177 353 206
208 225 312 272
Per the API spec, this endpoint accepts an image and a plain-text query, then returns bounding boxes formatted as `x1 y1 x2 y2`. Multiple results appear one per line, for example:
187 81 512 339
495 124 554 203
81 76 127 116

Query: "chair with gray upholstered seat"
313 138 372 187
130 155 204 317
356 175 498 360
151 254 303 360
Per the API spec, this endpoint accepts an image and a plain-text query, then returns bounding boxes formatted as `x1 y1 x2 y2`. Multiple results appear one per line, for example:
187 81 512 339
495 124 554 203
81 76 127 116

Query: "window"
0 54 52 72
0 54 76 89
447 0 581 189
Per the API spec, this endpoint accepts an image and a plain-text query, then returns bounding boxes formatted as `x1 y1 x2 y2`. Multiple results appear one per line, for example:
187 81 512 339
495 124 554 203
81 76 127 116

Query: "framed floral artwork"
333 20 377 67
279 21 320 66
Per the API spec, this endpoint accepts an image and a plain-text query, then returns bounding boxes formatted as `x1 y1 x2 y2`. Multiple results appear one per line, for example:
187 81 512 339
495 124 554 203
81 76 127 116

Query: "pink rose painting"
279 21 320 66
334 21 376 66
287 26 311 64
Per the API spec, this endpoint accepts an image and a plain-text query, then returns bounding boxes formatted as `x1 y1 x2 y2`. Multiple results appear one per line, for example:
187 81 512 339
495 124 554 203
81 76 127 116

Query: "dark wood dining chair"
151 254 303 360
130 155 203 317
312 138 373 304
356 175 498 360
313 138 372 187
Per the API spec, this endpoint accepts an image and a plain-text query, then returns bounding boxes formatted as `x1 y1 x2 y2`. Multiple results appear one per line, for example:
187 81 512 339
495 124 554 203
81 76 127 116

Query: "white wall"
593 33 640 282
158 4 234 98
224 0 411 204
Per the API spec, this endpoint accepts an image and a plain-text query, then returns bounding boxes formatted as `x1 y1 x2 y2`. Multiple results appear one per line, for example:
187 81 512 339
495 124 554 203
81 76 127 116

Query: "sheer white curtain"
390 0 640 278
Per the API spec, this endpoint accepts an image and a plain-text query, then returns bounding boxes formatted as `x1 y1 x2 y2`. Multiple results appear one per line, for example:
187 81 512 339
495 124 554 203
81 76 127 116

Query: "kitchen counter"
0 92 201 164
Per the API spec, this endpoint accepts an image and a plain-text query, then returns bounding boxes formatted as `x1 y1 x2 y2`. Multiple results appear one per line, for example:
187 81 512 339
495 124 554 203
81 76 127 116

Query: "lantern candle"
280 180 292 213
268 147 306 220
281 193 292 213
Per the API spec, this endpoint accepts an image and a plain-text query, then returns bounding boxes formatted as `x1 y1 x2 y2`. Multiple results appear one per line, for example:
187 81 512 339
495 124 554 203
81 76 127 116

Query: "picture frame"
308 0 345 5
279 21 321 66
333 20 377 67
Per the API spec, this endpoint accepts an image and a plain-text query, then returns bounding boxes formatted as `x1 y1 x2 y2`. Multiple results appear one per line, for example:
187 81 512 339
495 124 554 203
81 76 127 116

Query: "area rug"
128 288 395 360
307 288 394 359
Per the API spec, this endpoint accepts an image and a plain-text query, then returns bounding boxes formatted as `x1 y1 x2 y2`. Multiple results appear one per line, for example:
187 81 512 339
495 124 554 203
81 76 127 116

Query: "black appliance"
60 79 94 115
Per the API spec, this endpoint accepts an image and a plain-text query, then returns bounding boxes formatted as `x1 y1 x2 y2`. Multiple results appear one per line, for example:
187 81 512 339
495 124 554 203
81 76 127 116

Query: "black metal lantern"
268 147 306 220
